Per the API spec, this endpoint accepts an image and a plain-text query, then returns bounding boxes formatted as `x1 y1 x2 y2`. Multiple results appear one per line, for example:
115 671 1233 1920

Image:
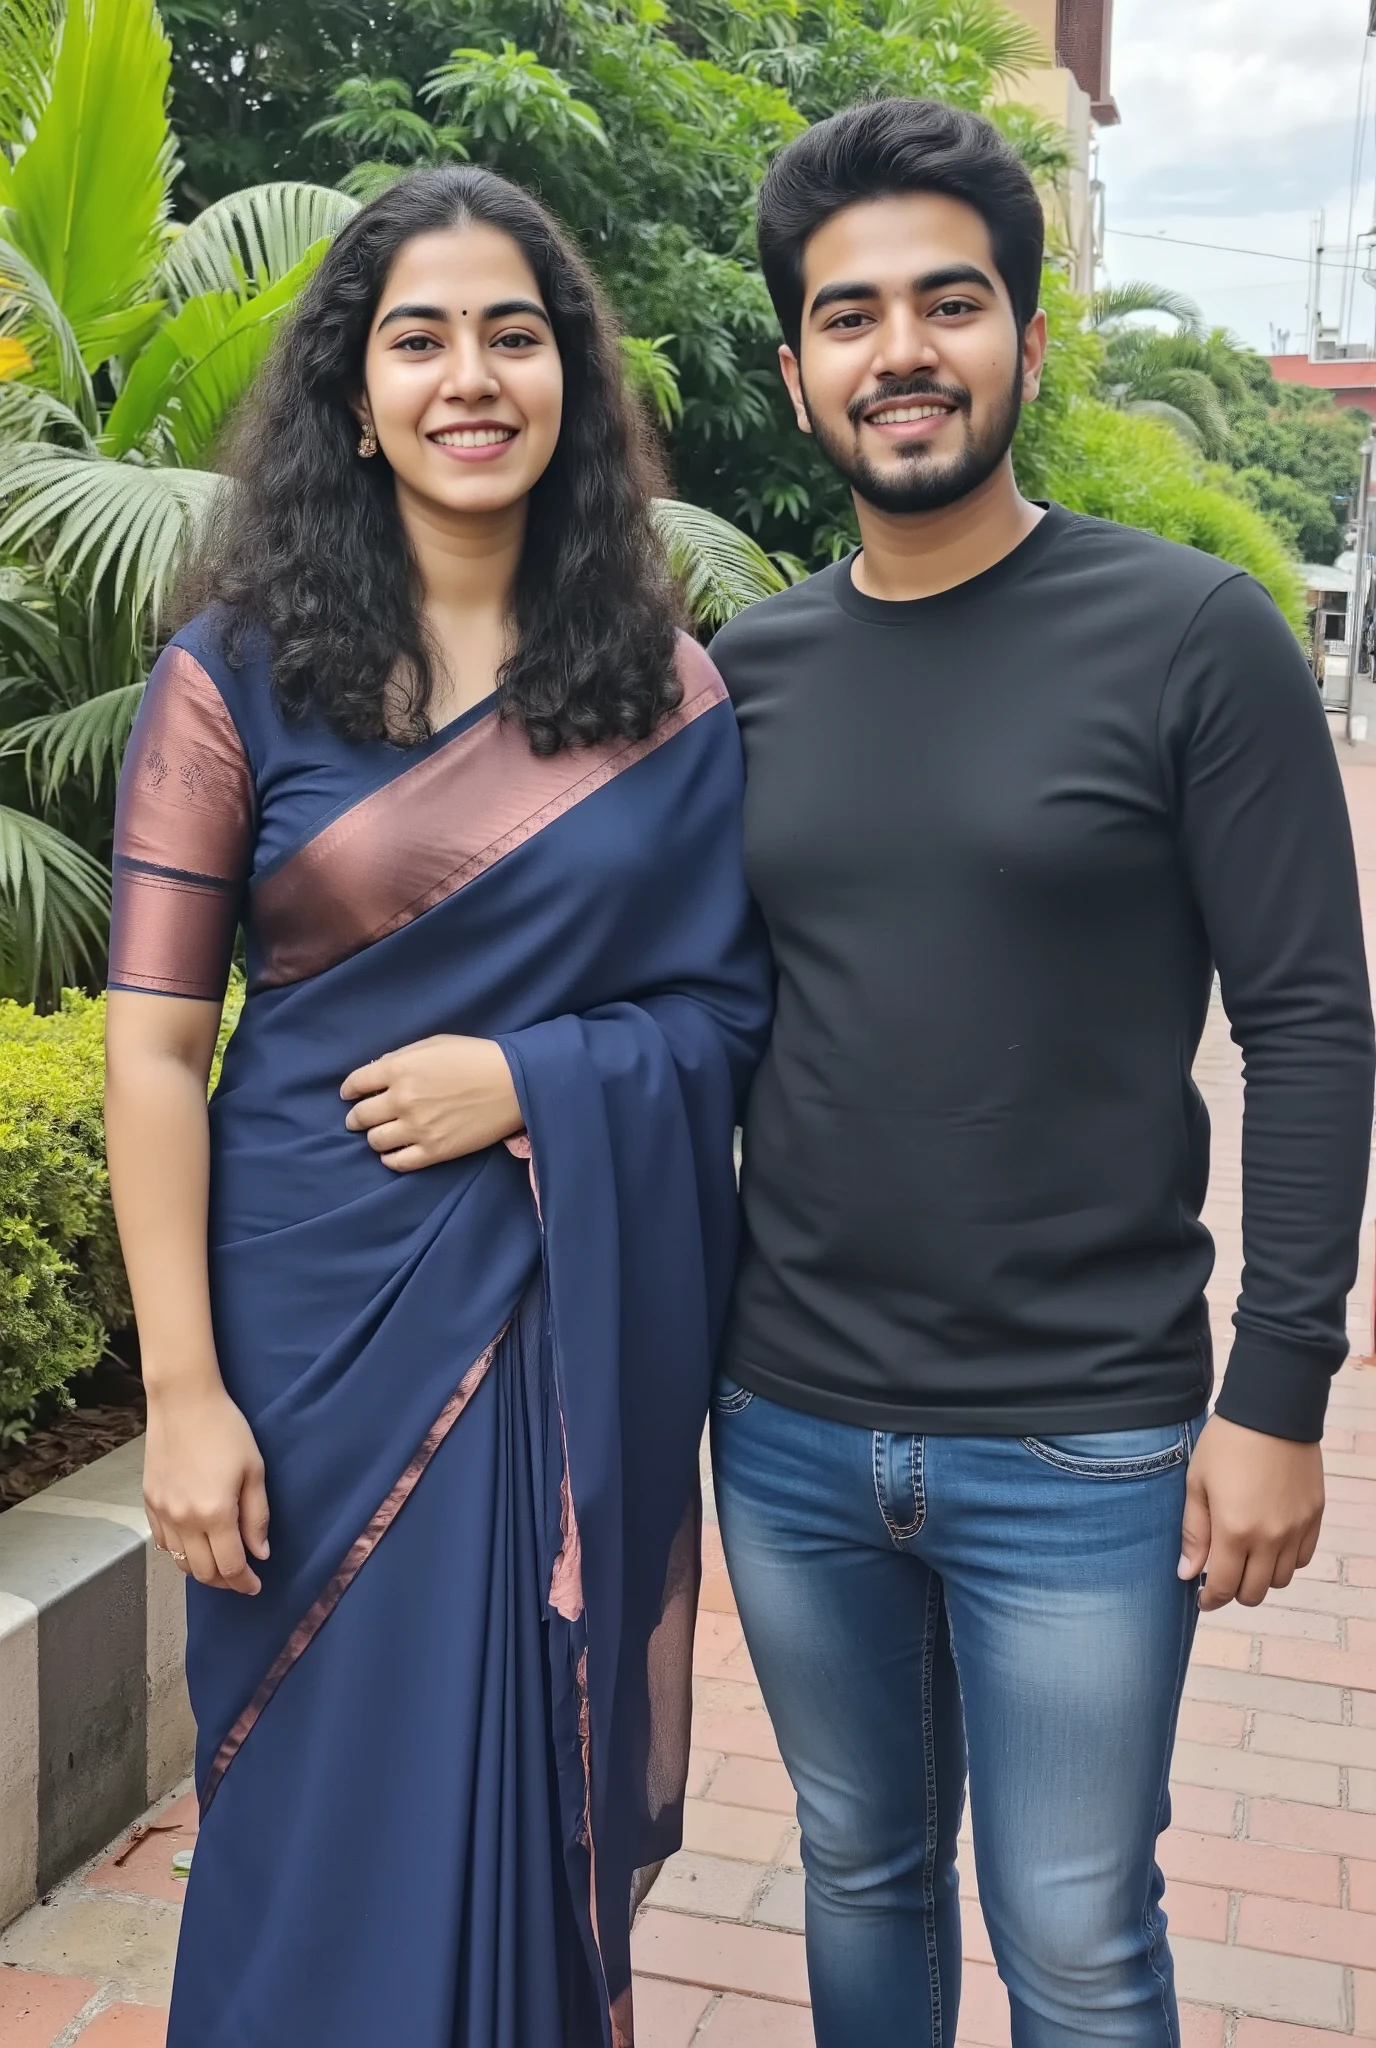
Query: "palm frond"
3 681 144 800
653 498 785 627
1120 397 1206 449
620 335 683 429
105 245 328 464
0 0 60 148
991 104 1076 183
0 587 64 685
889 0 1048 76
1090 282 1204 335
338 161 413 203
160 183 359 309
0 231 96 425
0 803 109 1003
0 377 92 446
0 445 222 622
7 0 176 352
1135 368 1232 458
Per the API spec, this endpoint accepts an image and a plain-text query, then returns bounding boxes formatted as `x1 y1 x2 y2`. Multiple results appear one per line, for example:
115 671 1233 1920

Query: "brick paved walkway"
3 760 1375 2046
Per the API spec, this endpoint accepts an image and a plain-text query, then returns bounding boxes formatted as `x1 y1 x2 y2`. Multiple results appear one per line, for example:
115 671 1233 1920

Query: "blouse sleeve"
107 644 255 1002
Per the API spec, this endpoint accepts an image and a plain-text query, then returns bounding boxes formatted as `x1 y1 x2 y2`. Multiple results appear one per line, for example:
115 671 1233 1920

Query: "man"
708 98 1374 2047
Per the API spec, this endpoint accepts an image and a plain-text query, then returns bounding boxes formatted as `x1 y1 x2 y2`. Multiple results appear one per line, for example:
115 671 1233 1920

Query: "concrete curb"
0 1437 193 1930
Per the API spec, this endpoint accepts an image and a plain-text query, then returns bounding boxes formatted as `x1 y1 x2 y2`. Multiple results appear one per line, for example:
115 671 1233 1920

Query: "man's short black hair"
756 97 1045 352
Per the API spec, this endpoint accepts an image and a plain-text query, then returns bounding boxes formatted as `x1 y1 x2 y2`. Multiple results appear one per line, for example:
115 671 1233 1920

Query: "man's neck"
849 458 1044 604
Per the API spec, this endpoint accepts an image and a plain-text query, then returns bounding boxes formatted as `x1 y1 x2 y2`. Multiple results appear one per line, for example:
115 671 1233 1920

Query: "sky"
1095 0 1376 355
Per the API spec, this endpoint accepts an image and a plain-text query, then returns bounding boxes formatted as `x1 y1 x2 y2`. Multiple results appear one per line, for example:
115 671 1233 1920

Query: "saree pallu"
107 613 773 2047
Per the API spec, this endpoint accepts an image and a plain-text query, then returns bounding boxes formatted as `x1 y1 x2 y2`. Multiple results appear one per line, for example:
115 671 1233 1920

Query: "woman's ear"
351 396 379 461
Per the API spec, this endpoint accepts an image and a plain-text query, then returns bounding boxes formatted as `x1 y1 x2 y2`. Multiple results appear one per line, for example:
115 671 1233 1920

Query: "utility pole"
1349 434 1375 745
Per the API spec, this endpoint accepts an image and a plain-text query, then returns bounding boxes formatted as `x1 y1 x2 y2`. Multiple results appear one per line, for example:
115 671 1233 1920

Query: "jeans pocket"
1020 1422 1190 1478
711 1374 756 1416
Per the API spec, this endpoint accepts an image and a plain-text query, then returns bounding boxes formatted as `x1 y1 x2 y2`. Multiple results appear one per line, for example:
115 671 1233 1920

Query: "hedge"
1014 269 1304 632
0 982 243 1434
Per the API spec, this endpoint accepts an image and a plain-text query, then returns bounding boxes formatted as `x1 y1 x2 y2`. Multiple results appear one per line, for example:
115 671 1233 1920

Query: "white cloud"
1095 0 1375 349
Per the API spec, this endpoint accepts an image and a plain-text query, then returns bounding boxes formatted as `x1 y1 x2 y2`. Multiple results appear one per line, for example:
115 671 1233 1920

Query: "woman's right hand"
143 1378 271 1595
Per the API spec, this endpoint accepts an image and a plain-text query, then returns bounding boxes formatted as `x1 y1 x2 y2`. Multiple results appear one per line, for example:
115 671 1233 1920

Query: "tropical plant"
1090 284 1368 561
157 0 1071 569
1092 287 1244 461
0 0 795 1002
2 0 1334 1008
0 0 361 999
1089 281 1203 335
1015 275 1302 625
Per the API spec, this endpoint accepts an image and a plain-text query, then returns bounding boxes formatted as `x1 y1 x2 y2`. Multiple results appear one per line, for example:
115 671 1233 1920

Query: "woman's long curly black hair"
177 167 682 754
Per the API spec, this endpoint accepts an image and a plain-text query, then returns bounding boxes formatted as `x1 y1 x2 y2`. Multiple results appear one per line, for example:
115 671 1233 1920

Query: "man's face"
780 192 1047 515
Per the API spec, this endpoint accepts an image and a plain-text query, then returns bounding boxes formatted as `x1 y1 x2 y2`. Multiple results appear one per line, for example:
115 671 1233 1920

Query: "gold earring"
357 421 378 459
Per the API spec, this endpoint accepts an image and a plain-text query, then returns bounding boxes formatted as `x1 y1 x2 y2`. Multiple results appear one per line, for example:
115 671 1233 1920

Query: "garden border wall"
0 1438 192 1928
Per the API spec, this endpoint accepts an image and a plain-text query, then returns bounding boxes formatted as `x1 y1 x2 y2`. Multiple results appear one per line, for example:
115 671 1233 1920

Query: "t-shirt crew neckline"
833 500 1066 625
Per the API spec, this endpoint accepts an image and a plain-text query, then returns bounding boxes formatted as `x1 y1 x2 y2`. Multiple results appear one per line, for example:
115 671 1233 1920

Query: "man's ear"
1021 308 1048 404
778 344 811 435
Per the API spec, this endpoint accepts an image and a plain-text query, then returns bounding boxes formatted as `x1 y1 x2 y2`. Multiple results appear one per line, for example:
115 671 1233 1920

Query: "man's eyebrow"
807 264 996 320
913 264 996 296
808 279 880 318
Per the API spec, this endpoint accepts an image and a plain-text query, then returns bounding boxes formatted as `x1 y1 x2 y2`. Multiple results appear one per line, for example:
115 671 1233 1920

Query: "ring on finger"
171 1550 188 1564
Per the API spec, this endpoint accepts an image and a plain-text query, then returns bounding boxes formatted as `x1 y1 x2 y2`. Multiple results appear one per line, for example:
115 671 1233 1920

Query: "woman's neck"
396 484 527 725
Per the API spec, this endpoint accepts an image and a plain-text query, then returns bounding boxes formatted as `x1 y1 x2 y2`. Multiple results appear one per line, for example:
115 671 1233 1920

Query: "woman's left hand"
341 1034 524 1171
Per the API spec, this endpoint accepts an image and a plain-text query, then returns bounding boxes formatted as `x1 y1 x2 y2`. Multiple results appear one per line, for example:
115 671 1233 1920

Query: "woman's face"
357 222 564 520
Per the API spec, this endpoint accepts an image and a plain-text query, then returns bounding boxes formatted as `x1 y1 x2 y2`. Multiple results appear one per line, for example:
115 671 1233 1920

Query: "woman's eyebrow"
482 298 551 326
376 298 552 332
377 302 448 330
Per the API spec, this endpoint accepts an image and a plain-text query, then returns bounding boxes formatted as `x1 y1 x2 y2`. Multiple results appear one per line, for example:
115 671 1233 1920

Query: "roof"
1056 0 1115 110
1300 563 1353 593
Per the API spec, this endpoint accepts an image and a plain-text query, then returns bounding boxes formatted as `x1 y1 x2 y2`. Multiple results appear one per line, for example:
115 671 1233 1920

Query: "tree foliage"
158 0 1072 564
0 0 804 1001
1093 287 1367 564
1229 380 1368 566
0 0 1336 1007
1018 274 1302 623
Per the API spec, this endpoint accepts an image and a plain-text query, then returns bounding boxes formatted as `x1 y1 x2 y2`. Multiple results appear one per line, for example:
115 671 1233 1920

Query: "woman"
104 166 771 2048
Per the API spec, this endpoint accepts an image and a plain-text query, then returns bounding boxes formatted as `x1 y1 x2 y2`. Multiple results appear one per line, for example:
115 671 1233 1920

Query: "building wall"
1268 356 1376 418
1000 0 1098 292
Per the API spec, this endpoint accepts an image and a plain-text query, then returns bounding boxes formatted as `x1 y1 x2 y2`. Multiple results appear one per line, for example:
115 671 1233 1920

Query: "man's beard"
802 366 1023 516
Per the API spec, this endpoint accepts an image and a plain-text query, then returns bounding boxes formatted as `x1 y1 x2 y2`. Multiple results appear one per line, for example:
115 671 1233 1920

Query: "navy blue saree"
107 612 772 2047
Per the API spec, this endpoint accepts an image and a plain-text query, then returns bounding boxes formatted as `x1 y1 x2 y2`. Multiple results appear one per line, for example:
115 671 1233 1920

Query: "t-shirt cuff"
1214 1330 1340 1443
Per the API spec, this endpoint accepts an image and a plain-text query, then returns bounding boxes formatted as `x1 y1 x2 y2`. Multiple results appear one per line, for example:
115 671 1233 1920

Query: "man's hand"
1178 1413 1324 1611
341 1034 523 1172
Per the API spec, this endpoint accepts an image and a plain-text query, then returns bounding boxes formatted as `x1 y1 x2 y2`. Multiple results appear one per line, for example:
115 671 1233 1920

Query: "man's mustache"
846 377 972 429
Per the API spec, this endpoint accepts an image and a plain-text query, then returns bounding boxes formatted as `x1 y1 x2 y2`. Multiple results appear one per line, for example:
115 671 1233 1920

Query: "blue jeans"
711 1383 1205 2048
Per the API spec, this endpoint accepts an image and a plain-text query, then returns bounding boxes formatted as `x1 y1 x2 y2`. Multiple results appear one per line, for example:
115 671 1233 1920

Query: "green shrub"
0 992 124 1432
1014 269 1305 631
1033 400 1304 629
0 980 243 1433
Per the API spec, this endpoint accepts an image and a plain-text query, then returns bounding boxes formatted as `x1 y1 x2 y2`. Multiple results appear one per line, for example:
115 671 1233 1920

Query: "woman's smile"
428 422 521 462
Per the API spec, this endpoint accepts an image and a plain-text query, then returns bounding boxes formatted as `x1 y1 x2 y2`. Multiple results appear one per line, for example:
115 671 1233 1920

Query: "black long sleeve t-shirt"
710 505 1375 1442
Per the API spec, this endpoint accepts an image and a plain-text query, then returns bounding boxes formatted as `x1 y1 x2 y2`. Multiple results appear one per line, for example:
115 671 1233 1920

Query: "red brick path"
2 762 1374 2045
